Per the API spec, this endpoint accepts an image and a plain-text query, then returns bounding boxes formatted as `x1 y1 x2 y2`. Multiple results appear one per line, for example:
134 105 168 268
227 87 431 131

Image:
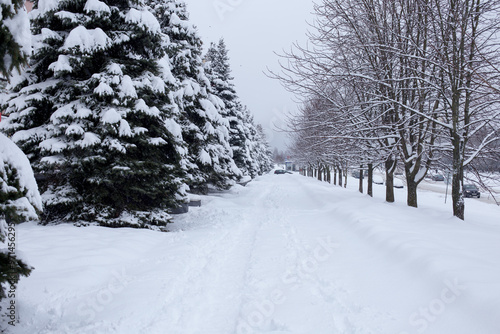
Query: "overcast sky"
182 0 316 150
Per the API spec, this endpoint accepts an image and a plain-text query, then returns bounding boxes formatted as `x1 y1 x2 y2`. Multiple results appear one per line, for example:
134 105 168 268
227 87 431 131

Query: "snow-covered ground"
6 171 500 333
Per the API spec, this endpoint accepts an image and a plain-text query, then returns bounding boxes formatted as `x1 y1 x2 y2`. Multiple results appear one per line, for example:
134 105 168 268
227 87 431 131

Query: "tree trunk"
406 178 418 208
452 137 465 219
343 167 347 188
359 165 364 194
367 163 373 197
339 167 343 187
405 162 420 208
333 166 337 185
326 166 331 183
385 157 395 203
317 165 322 181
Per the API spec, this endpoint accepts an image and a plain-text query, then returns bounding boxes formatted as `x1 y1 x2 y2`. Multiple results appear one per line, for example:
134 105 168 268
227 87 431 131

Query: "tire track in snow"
234 175 390 334
287 176 403 334
129 184 277 334
235 180 290 333
233 176 344 333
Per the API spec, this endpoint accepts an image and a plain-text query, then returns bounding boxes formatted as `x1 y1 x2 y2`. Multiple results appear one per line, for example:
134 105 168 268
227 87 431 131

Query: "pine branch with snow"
0 0 31 79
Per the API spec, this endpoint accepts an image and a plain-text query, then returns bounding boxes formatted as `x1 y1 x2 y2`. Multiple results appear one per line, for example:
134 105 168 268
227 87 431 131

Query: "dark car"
394 178 404 188
431 174 445 181
372 175 384 185
274 169 287 174
463 184 480 198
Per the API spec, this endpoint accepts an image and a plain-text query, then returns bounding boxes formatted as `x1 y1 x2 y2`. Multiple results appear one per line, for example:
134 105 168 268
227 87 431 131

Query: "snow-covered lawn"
8 172 500 333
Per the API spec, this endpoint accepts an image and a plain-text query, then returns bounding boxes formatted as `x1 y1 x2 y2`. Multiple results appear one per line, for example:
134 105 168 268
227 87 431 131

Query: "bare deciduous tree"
270 0 500 219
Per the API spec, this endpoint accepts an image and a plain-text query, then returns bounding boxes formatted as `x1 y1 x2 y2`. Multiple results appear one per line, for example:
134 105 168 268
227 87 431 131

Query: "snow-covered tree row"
204 38 273 179
272 0 500 219
0 0 273 230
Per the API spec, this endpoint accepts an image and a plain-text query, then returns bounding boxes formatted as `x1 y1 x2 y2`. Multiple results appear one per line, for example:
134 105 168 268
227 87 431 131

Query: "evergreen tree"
205 39 232 82
253 124 274 174
0 133 41 308
1 0 186 229
204 39 272 178
0 0 36 315
152 0 241 193
0 0 30 79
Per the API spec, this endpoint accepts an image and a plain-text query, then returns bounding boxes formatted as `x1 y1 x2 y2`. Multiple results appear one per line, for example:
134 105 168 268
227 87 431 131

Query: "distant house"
285 158 296 171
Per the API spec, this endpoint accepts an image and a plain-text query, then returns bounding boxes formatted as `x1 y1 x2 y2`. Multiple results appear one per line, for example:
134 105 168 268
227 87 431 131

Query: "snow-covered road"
9 172 500 333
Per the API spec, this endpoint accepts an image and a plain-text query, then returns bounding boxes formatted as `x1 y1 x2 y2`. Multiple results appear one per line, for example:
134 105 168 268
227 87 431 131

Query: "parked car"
274 169 291 174
394 178 404 188
463 184 480 198
431 174 445 181
372 175 384 185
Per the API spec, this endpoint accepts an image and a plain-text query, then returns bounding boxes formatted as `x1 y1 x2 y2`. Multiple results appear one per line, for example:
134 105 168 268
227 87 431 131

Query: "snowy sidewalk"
10 172 500 333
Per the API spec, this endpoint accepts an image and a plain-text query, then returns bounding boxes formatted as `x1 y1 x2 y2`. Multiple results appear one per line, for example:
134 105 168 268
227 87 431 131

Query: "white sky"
182 0 316 150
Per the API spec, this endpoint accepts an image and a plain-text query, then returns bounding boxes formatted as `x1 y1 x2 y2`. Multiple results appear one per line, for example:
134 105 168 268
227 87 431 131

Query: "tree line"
0 0 273 307
1 0 273 229
271 0 500 219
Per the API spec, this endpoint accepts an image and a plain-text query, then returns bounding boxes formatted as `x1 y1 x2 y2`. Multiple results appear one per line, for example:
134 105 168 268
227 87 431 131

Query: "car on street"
463 184 480 198
372 175 384 185
431 174 445 181
274 169 291 174
394 178 404 188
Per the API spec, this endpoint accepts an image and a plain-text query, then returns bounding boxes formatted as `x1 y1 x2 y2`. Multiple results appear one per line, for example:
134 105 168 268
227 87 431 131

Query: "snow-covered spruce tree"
252 124 273 175
152 0 241 193
1 0 187 229
0 0 36 314
0 0 30 79
0 133 41 306
204 39 260 178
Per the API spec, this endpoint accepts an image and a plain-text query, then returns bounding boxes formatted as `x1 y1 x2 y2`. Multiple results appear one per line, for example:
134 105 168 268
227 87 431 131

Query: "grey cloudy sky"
182 0 315 150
